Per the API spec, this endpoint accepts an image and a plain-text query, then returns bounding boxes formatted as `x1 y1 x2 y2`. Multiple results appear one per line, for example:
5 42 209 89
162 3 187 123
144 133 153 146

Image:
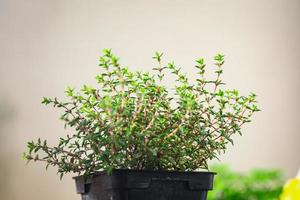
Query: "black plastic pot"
74 170 215 200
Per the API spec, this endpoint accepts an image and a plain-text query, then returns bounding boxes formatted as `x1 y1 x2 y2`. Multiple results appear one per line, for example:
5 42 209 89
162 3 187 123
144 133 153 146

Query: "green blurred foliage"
208 164 283 200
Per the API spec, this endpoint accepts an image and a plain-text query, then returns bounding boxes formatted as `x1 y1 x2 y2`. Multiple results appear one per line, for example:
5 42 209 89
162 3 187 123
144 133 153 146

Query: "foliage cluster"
208 165 283 200
24 49 259 178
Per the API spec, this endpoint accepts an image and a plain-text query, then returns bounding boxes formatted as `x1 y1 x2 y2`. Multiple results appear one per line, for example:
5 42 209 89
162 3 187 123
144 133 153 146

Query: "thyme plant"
24 49 259 178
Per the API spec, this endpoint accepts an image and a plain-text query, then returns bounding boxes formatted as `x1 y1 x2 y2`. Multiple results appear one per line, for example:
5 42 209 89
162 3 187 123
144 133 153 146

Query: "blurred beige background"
1 0 299 199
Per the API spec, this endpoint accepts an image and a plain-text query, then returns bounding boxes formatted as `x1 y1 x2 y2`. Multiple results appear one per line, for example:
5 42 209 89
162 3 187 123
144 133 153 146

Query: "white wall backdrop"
1 0 299 199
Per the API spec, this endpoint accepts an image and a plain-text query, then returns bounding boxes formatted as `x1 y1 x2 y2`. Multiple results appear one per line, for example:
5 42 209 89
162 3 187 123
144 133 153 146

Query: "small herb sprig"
24 49 259 179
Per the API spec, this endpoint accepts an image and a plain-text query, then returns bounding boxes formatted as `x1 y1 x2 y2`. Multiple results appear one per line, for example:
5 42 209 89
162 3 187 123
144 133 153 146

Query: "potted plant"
24 49 259 200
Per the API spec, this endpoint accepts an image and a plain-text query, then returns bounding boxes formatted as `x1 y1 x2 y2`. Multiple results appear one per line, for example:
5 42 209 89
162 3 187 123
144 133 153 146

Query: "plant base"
74 170 215 200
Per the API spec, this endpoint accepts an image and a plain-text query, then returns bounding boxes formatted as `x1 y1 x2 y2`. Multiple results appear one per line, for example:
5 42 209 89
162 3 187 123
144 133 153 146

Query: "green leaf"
214 54 225 62
41 97 51 105
65 86 74 97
